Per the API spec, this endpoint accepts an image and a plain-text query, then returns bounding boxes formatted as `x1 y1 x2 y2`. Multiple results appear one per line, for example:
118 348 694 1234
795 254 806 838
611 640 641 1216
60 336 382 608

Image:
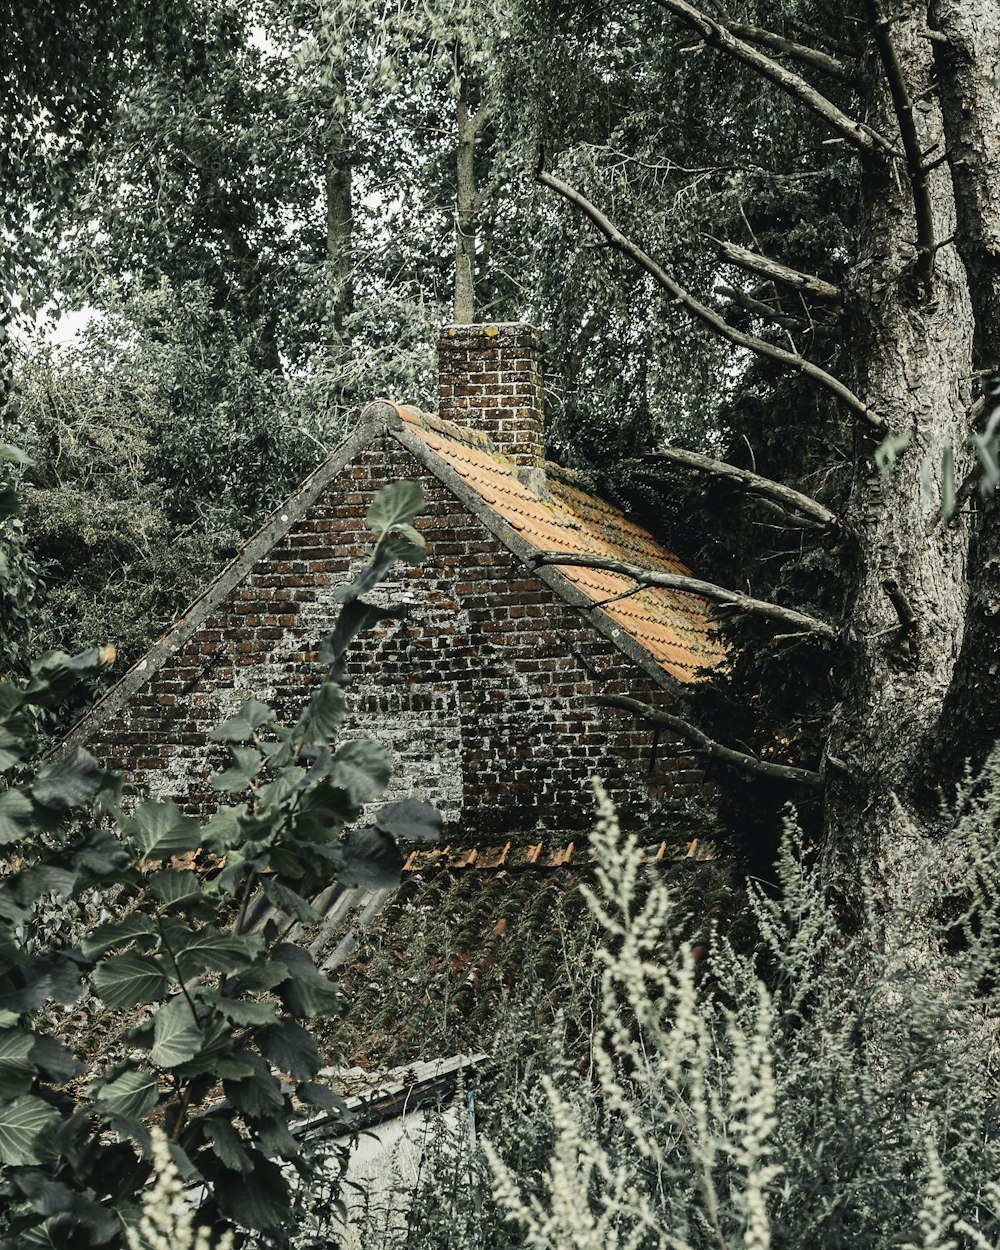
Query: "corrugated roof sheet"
396 407 725 682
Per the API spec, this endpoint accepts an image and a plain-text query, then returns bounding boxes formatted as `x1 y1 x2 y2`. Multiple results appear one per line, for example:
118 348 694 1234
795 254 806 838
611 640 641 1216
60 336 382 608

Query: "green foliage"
2 281 329 685
0 480 439 1247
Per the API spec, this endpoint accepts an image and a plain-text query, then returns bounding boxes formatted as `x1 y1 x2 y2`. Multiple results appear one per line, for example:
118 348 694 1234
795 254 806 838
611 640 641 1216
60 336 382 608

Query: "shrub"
0 479 438 1248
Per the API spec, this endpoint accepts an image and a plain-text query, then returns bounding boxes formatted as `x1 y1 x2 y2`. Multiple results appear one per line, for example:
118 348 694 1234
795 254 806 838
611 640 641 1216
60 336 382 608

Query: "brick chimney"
437 323 544 469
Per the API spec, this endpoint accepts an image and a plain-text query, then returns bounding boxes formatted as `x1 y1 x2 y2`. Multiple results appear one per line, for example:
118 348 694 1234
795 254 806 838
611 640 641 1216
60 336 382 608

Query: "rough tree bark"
324 59 353 349
822 2 976 883
540 0 1000 890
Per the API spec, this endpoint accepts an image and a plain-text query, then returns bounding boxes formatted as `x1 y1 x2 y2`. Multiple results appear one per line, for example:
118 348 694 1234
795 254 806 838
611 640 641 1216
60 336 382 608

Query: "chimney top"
436 323 544 469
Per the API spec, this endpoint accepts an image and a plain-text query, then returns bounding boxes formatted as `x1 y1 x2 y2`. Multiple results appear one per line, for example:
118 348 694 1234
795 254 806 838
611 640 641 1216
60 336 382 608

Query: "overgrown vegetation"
302 774 1000 1250
0 475 439 1247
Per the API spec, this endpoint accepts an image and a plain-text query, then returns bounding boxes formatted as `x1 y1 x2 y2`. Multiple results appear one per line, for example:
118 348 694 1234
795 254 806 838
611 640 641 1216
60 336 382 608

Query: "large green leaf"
329 740 391 805
201 1118 253 1175
337 825 404 889
0 788 32 845
256 1021 322 1081
365 480 424 536
150 996 204 1068
169 929 264 981
81 915 157 960
209 699 274 744
374 798 441 844
148 869 203 909
128 800 202 859
94 1067 159 1120
31 749 104 812
93 954 167 1009
296 682 348 744
210 745 263 793
0 1095 60 1165
212 1155 291 1231
0 1028 36 1098
271 944 342 1018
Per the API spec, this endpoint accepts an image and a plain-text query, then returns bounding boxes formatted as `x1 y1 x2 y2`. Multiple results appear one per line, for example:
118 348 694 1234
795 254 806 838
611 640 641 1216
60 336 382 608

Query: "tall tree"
513 0 1000 884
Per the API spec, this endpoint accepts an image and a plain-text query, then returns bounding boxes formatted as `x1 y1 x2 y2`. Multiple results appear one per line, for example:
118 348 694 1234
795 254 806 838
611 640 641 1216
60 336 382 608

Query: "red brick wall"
437 324 544 468
81 434 707 837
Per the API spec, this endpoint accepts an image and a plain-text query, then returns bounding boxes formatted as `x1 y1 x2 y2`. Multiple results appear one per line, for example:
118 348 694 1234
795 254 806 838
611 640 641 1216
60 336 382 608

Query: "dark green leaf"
338 825 403 889
329 740 391 805
296 1082 346 1114
94 1068 159 1120
374 798 441 844
93 954 167 1008
149 869 202 908
0 1096 60 1165
29 1036 84 1083
210 745 264 793
223 1054 286 1117
212 1155 290 1231
128 800 201 859
0 788 32 845
172 930 264 980
209 699 274 743
262 879 319 924
0 1028 36 1098
295 682 348 743
81 914 157 960
201 1118 253 1175
256 1021 322 1080
271 944 341 1018
150 996 204 1068
32 749 104 812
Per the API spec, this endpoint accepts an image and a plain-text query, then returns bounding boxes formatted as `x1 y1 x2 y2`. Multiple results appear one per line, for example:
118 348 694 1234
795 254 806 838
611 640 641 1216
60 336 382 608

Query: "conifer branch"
651 0 899 157
648 445 840 528
595 695 824 789
533 550 837 638
537 169 884 431
708 237 842 304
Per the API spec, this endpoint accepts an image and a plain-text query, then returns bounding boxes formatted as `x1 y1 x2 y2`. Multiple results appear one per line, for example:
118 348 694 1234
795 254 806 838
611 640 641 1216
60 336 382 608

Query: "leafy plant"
0 480 439 1247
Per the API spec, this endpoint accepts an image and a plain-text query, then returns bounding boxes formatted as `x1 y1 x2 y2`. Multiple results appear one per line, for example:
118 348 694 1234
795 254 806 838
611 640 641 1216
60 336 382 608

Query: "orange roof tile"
395 407 726 683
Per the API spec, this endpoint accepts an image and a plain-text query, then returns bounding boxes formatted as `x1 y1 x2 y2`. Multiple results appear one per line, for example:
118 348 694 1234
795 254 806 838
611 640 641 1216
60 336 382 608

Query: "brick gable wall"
79 434 708 836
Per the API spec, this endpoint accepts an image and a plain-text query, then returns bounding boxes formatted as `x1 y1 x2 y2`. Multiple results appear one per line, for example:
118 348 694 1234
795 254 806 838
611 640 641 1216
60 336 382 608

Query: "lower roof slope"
391 404 725 683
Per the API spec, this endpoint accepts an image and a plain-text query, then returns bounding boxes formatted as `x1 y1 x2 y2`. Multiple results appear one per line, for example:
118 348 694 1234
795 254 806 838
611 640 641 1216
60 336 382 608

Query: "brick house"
60 323 723 840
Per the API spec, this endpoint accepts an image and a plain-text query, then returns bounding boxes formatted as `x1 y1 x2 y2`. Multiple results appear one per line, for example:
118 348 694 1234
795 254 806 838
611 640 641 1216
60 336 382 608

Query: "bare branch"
538 169 883 431
533 550 837 638
596 694 824 789
864 0 936 287
709 237 842 303
649 445 839 528
717 282 807 332
726 21 855 82
651 0 899 158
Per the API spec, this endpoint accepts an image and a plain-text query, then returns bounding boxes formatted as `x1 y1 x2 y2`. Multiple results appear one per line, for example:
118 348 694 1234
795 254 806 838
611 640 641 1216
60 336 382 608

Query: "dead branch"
533 550 837 638
864 0 936 287
596 694 824 789
651 0 899 158
717 282 807 332
538 169 883 431
726 21 855 81
648 445 839 528
709 237 842 303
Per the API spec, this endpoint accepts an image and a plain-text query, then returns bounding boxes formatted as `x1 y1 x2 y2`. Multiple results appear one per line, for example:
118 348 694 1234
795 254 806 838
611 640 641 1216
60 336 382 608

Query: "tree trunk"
325 61 353 349
924 1 1000 787
823 2 975 890
454 57 477 325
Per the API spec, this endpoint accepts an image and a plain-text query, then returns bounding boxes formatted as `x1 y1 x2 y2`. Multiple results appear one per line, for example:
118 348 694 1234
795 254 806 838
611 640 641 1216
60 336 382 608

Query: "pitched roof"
388 404 724 683
59 400 723 751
